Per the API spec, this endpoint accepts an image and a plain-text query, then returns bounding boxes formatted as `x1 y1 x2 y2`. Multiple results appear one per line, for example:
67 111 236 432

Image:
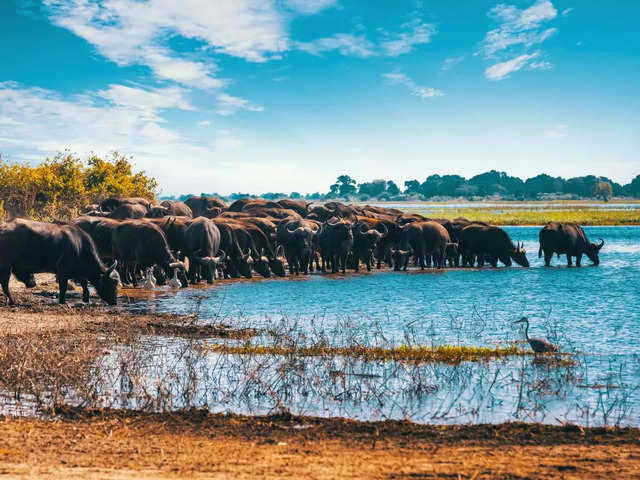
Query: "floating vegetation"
201 342 529 365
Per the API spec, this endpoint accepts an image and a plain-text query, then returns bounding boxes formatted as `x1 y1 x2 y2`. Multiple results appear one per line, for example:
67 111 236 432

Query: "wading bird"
168 269 182 288
141 267 156 289
513 317 558 354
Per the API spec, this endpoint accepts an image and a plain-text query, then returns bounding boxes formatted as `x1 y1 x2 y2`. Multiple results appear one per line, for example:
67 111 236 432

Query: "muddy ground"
0 277 639 479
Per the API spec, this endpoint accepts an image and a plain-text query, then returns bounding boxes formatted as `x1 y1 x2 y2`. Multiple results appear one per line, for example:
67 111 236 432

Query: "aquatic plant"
201 342 528 364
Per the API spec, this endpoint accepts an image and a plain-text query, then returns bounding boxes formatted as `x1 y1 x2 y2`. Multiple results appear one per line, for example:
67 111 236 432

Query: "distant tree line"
163 170 640 203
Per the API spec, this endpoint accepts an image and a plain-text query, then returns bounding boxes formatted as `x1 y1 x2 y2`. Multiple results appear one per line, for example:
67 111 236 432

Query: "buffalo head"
269 245 287 277
93 261 120 305
510 242 529 267
585 238 604 265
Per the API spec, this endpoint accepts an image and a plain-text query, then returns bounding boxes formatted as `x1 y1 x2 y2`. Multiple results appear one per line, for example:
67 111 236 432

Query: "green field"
390 202 640 225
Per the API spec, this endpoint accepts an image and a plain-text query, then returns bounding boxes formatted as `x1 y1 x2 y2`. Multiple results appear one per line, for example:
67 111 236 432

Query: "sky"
0 0 638 196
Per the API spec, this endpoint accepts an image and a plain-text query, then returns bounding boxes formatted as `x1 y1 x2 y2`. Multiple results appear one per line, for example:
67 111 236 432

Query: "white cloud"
481 1 557 58
380 21 436 56
485 52 539 80
197 120 212 127
441 55 465 72
382 72 443 99
98 84 195 112
562 7 573 16
295 20 436 58
43 0 289 90
285 0 337 15
0 81 261 194
216 94 264 116
528 60 553 70
545 123 568 139
294 33 375 57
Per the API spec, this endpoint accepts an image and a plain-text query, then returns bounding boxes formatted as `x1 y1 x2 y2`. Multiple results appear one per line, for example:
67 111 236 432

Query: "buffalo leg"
0 269 13 305
567 254 573 267
58 275 68 304
576 253 582 267
544 250 553 267
79 279 90 303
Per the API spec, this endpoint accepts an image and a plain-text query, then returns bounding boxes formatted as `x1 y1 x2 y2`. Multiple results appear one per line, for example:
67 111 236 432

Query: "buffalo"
111 220 188 287
318 217 354 273
0 219 119 305
184 217 226 283
184 196 226 217
459 224 529 267
539 222 604 266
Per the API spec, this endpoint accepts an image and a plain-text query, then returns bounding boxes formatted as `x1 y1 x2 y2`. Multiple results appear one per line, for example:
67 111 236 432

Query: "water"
12 226 639 426
122 227 640 357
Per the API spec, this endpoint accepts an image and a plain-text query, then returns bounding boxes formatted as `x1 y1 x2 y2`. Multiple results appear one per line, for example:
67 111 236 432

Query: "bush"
0 151 157 221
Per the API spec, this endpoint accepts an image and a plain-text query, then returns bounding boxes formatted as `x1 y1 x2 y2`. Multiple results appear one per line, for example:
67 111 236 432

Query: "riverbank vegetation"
0 152 157 221
407 206 640 225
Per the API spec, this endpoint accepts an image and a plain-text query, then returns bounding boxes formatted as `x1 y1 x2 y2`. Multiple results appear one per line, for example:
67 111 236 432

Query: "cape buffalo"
538 222 604 266
318 217 354 273
159 200 193 217
277 218 319 275
352 218 387 271
99 197 152 212
0 219 119 305
184 217 226 283
184 196 227 217
458 224 529 268
111 220 188 287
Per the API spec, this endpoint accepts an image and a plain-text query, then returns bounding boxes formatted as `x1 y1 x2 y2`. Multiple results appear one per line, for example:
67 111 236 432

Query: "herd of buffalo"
0 196 605 306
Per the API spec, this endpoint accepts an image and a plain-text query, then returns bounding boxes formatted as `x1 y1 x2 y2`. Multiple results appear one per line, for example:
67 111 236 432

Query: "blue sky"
0 0 638 195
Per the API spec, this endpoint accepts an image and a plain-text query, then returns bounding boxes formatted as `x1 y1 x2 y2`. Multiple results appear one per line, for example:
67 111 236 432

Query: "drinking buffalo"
0 219 119 305
210 219 256 279
111 220 188 287
458 224 529 267
184 217 225 283
352 218 387 271
539 222 604 266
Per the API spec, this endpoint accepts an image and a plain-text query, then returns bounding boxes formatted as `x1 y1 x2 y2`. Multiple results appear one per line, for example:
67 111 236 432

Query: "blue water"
108 226 640 425
123 226 640 356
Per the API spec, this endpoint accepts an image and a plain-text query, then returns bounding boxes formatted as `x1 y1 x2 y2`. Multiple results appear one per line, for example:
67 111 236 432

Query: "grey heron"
513 317 558 354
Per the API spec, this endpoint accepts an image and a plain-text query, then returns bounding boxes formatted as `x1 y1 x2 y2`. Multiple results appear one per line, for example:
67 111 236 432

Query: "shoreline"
0 408 638 479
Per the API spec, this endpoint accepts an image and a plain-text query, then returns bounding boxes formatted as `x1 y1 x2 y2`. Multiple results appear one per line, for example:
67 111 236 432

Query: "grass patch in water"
203 343 529 364
409 207 640 225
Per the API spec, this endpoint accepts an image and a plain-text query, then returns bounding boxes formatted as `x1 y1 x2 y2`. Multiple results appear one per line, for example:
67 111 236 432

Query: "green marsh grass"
202 343 529 365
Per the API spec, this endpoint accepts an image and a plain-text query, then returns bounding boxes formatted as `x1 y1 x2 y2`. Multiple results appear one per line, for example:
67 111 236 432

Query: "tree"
593 181 613 201
358 179 386 197
404 180 420 195
623 174 640 197
386 180 400 196
330 175 357 197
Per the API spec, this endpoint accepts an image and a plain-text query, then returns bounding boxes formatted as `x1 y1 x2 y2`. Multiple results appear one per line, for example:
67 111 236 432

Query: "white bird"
141 267 156 289
513 317 558 354
167 268 182 288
